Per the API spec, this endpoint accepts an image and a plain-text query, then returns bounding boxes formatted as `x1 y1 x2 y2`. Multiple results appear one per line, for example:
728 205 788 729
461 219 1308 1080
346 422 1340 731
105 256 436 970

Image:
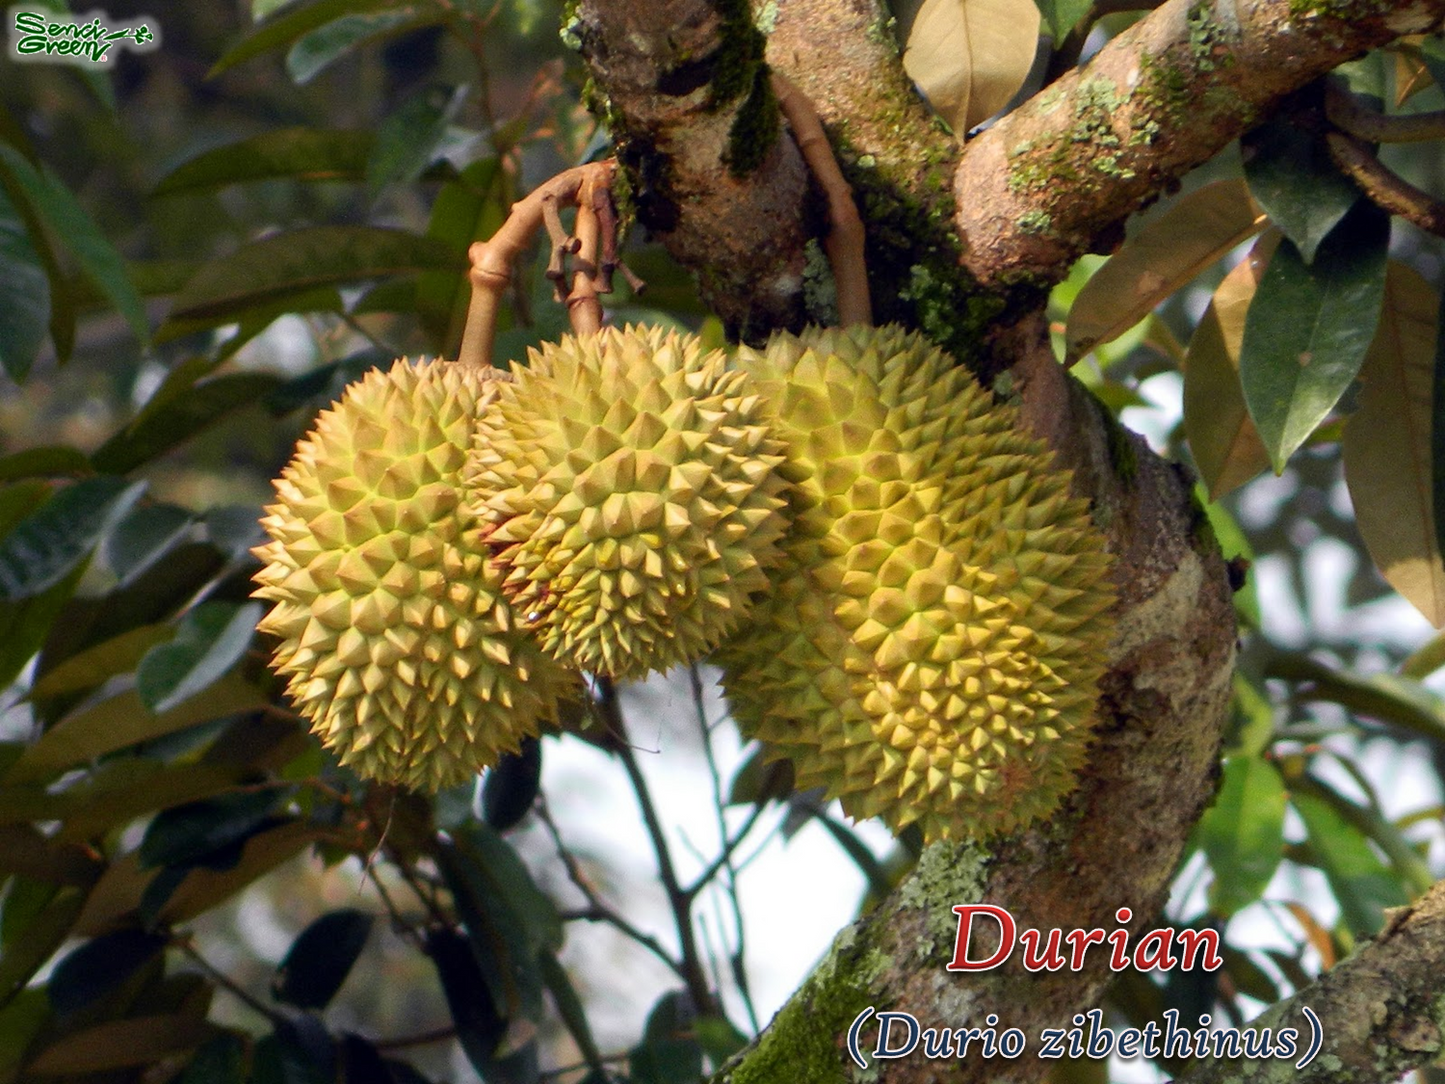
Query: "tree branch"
1175 881 1445 1084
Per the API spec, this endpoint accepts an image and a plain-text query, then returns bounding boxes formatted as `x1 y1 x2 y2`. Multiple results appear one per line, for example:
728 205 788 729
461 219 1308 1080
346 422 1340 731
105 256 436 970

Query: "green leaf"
631 991 703 1084
175 1034 246 1084
0 446 91 483
1342 261 1445 625
273 909 373 1010
152 129 376 196
1294 772 1433 896
0 884 85 1005
0 143 146 342
1240 204 1389 472
210 0 405 76
1243 111 1361 264
287 9 435 85
105 503 195 587
0 477 145 600
1266 651 1445 744
1033 0 1091 39
168 226 458 323
1068 180 1265 361
538 951 604 1076
90 373 285 474
6 671 268 782
26 1015 217 1075
482 738 542 832
0 989 49 1084
1196 755 1286 916
0 564 84 692
137 601 263 714
367 84 469 198
0 185 48 382
1291 788 1408 937
139 788 286 871
47 929 167 1016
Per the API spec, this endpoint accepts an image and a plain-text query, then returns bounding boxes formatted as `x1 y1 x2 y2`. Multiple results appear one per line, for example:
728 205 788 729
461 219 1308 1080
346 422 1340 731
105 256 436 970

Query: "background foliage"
3 1 1445 1082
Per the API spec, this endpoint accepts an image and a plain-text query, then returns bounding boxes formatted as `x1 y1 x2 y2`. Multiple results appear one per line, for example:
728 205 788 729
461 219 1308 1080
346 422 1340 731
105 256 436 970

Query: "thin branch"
176 937 284 1026
1326 82 1445 143
535 798 686 980
372 1025 458 1051
599 677 718 1015
1327 131 1445 238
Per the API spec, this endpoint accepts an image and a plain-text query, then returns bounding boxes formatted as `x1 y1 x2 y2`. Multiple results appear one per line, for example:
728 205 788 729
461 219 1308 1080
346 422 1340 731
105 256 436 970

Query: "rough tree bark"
567 1 1445 1082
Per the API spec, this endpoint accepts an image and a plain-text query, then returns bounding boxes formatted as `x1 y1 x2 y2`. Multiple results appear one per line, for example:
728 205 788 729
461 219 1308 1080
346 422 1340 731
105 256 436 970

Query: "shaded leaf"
211 0 406 76
1292 789 1408 937
105 502 195 587
538 951 604 1076
1068 180 1265 360
1268 651 1445 744
288 9 434 85
1243 111 1361 264
169 226 458 322
0 184 48 382
0 565 84 692
1196 755 1286 916
1240 203 1389 471
47 929 167 1016
727 744 794 806
0 824 100 884
274 909 374 1010
1183 232 1278 499
367 84 468 199
0 885 85 1004
482 737 542 832
0 446 91 484
175 1033 247 1084
1342 261 1445 625
0 989 48 1084
139 788 286 870
899 0 1040 134
25 1014 215 1074
1401 631 1445 680
0 477 145 600
631 991 703 1084
416 156 506 351
153 129 376 195
427 928 506 1076
0 143 147 342
90 373 285 474
137 601 263 714
1294 772 1432 896
7 671 268 782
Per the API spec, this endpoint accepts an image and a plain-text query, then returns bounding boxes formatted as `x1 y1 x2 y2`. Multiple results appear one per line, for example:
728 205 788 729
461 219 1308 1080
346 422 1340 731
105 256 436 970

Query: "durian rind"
253 358 574 792
717 325 1114 841
467 325 790 680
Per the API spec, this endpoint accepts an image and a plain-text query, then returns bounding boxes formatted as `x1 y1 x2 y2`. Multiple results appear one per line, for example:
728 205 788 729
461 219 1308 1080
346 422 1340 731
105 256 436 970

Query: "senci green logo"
9 8 159 64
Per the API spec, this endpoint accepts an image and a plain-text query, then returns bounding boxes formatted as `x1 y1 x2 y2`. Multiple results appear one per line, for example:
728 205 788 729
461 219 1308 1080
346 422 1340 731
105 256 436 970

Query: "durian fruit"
465 325 790 680
716 325 1114 841
253 358 575 791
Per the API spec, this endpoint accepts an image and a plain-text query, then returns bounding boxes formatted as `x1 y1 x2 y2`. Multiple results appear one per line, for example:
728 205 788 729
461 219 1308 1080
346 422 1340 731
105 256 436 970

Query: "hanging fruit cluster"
252 143 1115 842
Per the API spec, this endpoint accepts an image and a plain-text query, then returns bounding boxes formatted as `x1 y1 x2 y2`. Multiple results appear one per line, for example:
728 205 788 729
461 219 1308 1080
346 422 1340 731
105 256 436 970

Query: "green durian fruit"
253 358 574 791
466 325 790 680
716 325 1115 842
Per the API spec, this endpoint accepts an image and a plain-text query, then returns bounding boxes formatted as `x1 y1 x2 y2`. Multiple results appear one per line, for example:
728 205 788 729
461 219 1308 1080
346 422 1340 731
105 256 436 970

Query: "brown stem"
1327 132 1445 238
455 160 617 369
567 175 606 338
771 71 872 327
1326 81 1445 144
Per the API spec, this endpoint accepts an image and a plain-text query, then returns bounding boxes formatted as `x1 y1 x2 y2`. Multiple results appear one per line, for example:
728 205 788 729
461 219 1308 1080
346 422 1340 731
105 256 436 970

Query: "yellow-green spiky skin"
715 325 1115 842
252 358 574 792
465 326 790 680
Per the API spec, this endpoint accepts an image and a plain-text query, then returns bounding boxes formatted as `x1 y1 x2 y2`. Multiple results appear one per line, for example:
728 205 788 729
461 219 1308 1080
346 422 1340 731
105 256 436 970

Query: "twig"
177 937 284 1025
770 72 872 327
455 160 617 369
373 1025 458 1051
598 677 718 1015
1326 82 1445 144
536 799 685 978
567 176 605 338
1327 132 1445 238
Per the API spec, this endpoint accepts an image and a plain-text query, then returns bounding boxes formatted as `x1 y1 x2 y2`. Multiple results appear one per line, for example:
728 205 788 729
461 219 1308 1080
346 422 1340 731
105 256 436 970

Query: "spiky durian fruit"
716 325 1114 842
253 358 575 791
465 325 790 680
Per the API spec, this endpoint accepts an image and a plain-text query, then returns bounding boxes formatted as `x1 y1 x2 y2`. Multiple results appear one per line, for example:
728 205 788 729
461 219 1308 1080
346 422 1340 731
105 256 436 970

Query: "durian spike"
456 159 619 369
772 72 872 328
